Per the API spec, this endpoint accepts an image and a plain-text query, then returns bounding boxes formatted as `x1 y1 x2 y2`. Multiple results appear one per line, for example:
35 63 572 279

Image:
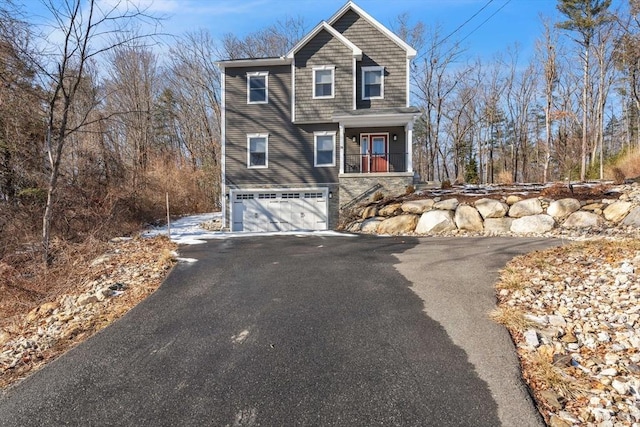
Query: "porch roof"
332 107 420 127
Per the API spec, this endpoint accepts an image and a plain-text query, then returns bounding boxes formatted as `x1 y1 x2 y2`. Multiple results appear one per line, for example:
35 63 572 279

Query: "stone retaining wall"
345 184 640 236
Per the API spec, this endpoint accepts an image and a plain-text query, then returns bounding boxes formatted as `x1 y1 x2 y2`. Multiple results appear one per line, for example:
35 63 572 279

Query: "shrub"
612 167 625 185
496 170 513 185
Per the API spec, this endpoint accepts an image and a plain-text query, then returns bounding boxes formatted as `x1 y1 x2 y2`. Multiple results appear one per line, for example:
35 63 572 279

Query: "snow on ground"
143 212 352 246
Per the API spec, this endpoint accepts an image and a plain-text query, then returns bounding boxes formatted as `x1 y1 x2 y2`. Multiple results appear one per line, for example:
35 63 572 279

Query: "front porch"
333 108 418 177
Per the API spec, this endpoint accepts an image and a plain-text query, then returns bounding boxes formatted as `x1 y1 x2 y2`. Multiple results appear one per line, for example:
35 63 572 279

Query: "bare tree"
220 16 307 59
537 18 560 182
557 0 613 181
29 0 158 264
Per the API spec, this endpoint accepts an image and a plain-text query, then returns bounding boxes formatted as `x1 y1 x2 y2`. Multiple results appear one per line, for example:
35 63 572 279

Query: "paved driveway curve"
0 235 558 426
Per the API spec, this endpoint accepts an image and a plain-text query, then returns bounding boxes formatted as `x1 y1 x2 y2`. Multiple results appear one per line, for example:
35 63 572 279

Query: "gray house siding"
294 29 353 123
224 65 339 186
332 10 407 109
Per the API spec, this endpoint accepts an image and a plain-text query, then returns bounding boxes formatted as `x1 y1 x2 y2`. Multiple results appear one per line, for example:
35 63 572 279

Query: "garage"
231 189 328 232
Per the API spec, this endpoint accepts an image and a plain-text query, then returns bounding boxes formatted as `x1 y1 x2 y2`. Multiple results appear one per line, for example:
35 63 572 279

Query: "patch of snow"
176 257 198 263
143 212 355 245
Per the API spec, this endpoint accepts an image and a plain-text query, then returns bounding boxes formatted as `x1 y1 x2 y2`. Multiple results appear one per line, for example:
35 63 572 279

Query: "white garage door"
231 189 328 232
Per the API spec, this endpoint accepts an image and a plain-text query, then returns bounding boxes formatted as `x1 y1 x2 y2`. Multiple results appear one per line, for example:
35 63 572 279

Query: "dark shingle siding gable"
332 10 407 109
294 29 353 123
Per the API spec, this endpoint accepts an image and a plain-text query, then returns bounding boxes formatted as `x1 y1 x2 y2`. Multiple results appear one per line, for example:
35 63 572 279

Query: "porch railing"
343 153 407 174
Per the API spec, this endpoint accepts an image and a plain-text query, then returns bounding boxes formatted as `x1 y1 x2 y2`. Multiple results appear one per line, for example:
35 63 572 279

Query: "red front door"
361 134 388 173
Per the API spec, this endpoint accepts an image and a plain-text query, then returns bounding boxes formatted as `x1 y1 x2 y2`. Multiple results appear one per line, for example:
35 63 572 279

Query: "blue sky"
144 0 588 59
24 0 627 61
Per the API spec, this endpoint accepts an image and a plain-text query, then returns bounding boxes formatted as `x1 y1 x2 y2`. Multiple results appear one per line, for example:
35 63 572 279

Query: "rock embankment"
494 242 640 426
345 184 640 238
0 236 176 389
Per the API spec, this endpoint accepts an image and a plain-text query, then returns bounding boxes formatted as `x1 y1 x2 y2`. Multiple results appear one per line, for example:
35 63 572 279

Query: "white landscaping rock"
377 214 419 235
510 214 555 234
561 211 602 229
415 210 456 234
547 198 581 220
603 201 632 223
524 329 540 348
433 198 459 211
454 205 484 232
475 198 509 219
401 199 435 214
508 198 543 218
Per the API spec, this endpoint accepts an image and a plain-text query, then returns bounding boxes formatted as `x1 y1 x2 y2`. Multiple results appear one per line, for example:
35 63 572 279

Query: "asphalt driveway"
0 235 559 426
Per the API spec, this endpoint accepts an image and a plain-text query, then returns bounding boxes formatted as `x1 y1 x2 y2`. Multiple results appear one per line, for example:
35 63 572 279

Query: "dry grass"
496 266 528 291
606 149 640 180
0 235 177 389
489 306 537 332
524 349 589 401
496 170 514 185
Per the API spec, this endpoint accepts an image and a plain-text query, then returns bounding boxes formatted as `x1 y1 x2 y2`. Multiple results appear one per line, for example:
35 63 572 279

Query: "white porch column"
339 124 345 174
406 121 414 173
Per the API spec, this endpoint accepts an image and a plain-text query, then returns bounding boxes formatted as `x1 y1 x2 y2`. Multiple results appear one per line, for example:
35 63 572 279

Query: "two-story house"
218 1 419 232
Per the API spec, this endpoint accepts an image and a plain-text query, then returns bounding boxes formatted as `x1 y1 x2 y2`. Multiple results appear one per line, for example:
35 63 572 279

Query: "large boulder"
454 205 484 231
509 198 543 218
377 215 419 235
401 199 435 214
621 207 640 227
360 217 384 233
510 214 555 234
361 205 378 219
547 198 581 220
433 198 459 211
415 210 456 234
603 201 632 223
378 203 402 217
484 218 514 234
561 211 601 229
506 195 522 205
475 198 508 219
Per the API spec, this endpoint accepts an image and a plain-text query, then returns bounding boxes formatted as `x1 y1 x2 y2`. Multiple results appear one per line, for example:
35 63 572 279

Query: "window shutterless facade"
247 72 268 104
247 133 268 168
314 131 336 167
362 66 384 100
313 66 335 99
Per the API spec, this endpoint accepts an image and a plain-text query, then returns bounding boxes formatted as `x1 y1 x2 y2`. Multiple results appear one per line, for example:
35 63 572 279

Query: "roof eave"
216 57 291 69
286 21 362 60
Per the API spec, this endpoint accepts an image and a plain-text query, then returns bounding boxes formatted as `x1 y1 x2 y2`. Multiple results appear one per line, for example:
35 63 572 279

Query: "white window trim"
247 72 269 104
312 66 335 99
361 66 384 100
314 131 336 167
247 133 269 169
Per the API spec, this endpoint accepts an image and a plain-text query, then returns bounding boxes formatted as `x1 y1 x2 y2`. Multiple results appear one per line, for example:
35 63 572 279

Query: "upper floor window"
313 66 334 99
362 66 384 100
247 72 268 104
247 133 268 168
314 131 336 167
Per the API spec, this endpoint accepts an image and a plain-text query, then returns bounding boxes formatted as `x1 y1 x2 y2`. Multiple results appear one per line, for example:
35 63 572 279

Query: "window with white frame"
313 66 334 99
314 131 336 167
247 72 268 104
362 66 384 100
247 133 268 168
